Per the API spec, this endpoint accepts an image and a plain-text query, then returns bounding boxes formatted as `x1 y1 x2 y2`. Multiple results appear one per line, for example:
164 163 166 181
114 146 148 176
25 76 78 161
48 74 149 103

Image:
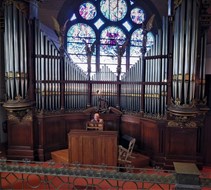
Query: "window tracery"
66 0 155 76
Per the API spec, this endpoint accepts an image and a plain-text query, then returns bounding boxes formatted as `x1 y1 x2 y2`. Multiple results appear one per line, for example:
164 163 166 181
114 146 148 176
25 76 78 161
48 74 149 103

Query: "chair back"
126 138 136 160
118 136 136 165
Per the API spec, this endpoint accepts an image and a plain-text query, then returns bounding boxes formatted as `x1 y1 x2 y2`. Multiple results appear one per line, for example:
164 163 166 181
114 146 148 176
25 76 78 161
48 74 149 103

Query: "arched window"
66 0 155 78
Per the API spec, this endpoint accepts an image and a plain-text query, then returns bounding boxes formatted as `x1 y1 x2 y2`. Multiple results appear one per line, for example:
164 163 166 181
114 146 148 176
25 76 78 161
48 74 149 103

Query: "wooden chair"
118 136 136 166
86 121 104 131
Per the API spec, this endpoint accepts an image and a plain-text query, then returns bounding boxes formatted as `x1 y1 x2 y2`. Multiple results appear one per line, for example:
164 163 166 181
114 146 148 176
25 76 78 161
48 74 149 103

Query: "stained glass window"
130 8 145 24
100 26 127 74
79 2 97 20
130 28 144 64
70 14 77 21
123 21 132 31
101 26 126 46
94 18 104 29
146 32 154 48
100 0 127 21
66 0 155 75
67 23 96 64
130 29 154 57
131 28 143 46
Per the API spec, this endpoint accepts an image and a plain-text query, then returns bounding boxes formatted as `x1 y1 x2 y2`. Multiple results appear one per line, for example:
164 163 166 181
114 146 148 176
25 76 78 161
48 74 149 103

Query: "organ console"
68 130 118 166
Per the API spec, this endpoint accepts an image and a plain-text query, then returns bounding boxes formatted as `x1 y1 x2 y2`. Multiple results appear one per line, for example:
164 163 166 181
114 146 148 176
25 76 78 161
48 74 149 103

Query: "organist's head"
93 113 100 122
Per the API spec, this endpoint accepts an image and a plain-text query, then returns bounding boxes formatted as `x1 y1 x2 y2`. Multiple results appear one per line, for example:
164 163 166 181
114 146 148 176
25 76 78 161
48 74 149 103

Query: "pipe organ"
144 19 168 116
172 0 201 104
4 2 28 101
167 0 208 127
33 20 169 115
91 65 117 109
32 19 169 115
35 21 89 111
1 0 210 166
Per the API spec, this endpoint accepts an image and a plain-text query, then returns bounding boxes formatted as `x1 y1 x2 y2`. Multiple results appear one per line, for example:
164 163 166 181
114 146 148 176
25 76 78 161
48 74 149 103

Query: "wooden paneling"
141 119 161 154
6 112 207 168
35 112 89 161
120 115 165 155
7 115 35 160
34 112 119 161
121 115 141 147
120 114 203 169
165 127 197 156
101 114 121 131
204 75 211 166
204 112 211 166
68 130 118 166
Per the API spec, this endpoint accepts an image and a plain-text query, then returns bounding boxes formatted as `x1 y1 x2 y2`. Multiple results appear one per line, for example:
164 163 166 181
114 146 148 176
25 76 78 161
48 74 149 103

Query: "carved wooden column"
0 1 5 103
2 0 40 160
166 0 210 166
0 0 7 148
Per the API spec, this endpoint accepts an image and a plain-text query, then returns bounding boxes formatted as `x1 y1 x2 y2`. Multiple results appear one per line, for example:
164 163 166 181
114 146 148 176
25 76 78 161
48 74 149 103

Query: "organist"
86 113 104 131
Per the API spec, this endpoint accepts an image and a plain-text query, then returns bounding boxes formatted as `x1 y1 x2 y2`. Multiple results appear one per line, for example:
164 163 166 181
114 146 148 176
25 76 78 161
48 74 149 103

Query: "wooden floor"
0 143 150 168
51 148 150 168
51 149 69 163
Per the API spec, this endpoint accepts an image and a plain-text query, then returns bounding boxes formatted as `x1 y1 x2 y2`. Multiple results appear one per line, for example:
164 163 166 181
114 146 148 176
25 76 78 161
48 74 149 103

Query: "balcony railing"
0 159 211 189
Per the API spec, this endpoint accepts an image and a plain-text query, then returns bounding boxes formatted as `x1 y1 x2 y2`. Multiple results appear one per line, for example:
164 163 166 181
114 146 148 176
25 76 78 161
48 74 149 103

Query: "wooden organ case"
1 0 211 169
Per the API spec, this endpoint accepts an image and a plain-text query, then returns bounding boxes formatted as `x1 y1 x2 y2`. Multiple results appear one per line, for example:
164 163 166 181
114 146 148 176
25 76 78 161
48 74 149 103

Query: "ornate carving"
167 97 209 128
174 0 183 10
15 1 28 15
168 117 197 128
51 16 70 48
97 97 109 113
146 14 155 32
8 109 32 122
4 0 14 5
168 98 198 117
3 95 34 122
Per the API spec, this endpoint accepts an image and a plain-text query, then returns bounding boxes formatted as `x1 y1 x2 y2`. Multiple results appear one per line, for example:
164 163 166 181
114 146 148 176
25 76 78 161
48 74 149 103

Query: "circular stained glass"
130 8 145 24
100 0 127 22
79 2 97 20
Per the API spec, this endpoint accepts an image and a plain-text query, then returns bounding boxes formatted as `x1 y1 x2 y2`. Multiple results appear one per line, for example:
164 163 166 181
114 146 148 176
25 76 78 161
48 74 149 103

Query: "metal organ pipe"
191 0 199 101
4 3 29 101
184 0 191 104
8 4 14 99
162 17 168 115
173 7 179 100
37 19 163 114
172 0 200 105
19 10 24 98
178 1 186 102
4 5 10 99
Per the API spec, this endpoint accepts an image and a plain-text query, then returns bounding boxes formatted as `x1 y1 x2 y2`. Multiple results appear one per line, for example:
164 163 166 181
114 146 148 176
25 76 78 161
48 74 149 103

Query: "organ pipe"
2 0 208 119
167 0 209 127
